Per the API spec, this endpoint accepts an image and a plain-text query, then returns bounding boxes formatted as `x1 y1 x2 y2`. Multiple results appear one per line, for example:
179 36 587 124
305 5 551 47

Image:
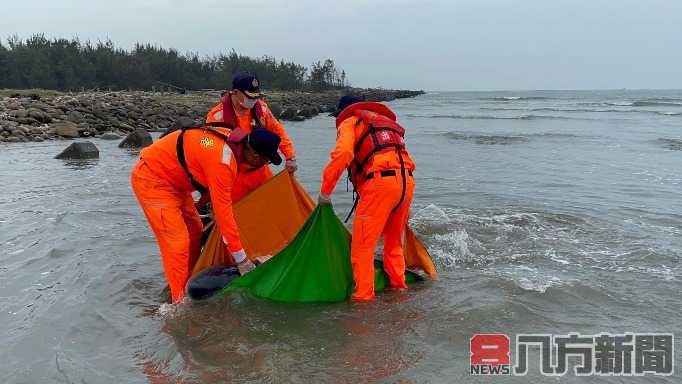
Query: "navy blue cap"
331 95 364 116
247 128 282 165
232 72 261 99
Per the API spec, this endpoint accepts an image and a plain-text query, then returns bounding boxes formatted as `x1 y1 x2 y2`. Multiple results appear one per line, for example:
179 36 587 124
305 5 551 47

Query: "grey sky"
2 0 681 91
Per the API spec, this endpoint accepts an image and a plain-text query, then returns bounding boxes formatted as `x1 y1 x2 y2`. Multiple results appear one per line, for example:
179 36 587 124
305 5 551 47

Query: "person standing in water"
318 96 416 301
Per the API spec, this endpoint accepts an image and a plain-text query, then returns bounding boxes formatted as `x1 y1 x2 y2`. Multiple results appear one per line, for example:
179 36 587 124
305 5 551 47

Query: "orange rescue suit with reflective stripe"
139 127 244 253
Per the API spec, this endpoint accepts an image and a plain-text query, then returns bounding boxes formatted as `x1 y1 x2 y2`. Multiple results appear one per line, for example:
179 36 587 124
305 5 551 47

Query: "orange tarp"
191 171 437 279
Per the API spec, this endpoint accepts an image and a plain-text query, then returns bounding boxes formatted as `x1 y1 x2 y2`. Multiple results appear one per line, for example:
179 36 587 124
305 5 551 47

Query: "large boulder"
10 110 28 119
280 107 299 121
55 141 99 159
28 109 50 123
66 110 84 123
52 121 81 138
118 128 153 148
300 106 319 118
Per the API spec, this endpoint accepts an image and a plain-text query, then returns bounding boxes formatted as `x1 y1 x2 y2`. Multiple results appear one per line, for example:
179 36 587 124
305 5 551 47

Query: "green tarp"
218 205 422 302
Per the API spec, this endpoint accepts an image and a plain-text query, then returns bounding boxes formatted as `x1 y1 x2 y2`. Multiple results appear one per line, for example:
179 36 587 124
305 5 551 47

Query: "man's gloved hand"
318 193 332 205
237 258 256 275
285 158 298 173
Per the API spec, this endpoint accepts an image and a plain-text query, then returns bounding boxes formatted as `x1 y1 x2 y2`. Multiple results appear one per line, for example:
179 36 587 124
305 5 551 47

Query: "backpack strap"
176 126 231 194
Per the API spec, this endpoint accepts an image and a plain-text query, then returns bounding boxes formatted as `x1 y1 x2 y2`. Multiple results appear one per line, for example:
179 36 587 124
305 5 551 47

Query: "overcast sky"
2 0 681 91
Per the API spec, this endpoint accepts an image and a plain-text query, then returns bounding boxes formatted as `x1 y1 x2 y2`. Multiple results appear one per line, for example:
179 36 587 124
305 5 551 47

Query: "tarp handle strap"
177 128 209 194
344 190 359 223
176 125 231 195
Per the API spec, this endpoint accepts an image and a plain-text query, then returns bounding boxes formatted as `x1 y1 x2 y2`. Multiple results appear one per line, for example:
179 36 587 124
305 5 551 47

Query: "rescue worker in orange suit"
131 126 283 304
205 72 297 202
318 96 416 301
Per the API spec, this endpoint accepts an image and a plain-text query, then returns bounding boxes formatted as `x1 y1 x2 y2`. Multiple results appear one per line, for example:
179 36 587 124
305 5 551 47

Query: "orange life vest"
335 101 412 222
335 101 408 189
208 93 266 130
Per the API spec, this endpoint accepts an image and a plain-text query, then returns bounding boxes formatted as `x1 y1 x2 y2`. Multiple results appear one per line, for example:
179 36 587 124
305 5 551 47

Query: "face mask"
240 97 257 109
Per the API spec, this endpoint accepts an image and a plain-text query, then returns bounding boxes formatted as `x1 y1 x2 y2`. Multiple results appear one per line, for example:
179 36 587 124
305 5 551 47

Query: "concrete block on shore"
55 141 99 159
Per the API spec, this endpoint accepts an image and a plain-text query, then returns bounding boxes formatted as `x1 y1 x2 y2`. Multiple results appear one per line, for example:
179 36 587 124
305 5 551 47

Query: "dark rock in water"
304 106 319 118
100 132 122 140
187 265 240 300
290 115 306 122
118 129 153 148
280 107 299 121
55 141 99 159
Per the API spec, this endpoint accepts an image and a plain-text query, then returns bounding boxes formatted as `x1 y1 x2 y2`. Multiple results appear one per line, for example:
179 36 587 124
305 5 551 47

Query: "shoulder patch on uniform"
200 136 214 148
222 143 233 165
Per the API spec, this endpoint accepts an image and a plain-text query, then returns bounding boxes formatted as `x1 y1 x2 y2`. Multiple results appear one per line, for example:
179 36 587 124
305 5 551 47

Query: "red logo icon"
470 334 511 375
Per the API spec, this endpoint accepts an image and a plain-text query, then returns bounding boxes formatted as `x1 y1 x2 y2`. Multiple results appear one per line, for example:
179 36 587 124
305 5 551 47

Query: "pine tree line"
0 34 350 91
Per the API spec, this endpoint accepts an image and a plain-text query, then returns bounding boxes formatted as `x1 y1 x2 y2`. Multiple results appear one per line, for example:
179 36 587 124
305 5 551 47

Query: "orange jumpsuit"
131 127 244 303
206 98 295 201
320 103 416 301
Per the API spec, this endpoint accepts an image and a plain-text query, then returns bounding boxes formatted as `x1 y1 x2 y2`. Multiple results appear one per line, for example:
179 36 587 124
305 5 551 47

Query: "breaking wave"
479 107 681 116
406 113 586 121
444 132 529 145
579 99 682 108
481 96 550 101
441 131 579 145
633 100 682 107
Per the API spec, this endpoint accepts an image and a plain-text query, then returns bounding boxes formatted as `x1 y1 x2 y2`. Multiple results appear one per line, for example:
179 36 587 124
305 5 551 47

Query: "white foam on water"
157 303 175 317
517 276 562 293
430 229 477 266
411 203 450 227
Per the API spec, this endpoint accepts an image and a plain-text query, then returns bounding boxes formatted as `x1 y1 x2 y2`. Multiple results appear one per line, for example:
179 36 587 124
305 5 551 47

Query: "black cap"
247 128 282 165
232 72 262 99
331 95 364 116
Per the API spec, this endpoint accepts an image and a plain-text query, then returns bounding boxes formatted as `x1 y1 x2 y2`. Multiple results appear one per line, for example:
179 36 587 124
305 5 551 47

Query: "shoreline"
0 88 424 143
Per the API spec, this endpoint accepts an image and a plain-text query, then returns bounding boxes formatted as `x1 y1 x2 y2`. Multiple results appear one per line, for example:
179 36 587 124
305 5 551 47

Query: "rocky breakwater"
0 91 213 143
0 88 424 143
